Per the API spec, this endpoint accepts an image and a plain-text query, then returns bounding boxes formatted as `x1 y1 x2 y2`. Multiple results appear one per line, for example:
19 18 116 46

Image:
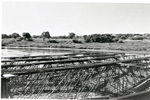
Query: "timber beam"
2 53 116 59
2 56 118 68
8 56 150 75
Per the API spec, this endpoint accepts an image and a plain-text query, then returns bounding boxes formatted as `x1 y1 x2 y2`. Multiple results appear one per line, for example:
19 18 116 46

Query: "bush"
132 36 145 40
112 38 119 42
33 35 40 38
12 33 20 38
47 40 59 43
2 43 6 46
72 39 82 43
16 37 23 41
23 32 32 39
68 32 76 39
2 34 8 39
84 34 117 43
118 40 124 43
27 38 34 41
41 31 51 41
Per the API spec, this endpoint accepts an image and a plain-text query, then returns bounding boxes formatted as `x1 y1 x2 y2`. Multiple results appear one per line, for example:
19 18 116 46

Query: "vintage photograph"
1 0 150 99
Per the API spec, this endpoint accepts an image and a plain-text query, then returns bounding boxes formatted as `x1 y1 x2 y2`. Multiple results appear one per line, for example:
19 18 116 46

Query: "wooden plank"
2 53 74 59
2 56 150 68
1 57 69 62
8 56 150 75
1 56 118 68
2 54 117 62
2 53 116 59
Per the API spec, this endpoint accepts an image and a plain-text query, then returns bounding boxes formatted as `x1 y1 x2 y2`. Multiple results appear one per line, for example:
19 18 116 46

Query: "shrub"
118 40 124 43
16 37 23 41
47 40 59 43
84 34 117 43
23 32 31 39
27 38 34 41
2 43 6 46
41 31 51 41
132 36 145 40
12 33 20 38
72 39 82 43
33 35 40 38
2 34 8 39
112 38 119 42
68 32 76 39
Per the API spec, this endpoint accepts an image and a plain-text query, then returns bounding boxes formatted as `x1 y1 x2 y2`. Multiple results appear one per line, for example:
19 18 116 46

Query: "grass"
2 38 150 51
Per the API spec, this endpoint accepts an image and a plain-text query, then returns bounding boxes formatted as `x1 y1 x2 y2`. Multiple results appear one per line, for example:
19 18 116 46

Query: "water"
2 47 149 58
1 48 73 57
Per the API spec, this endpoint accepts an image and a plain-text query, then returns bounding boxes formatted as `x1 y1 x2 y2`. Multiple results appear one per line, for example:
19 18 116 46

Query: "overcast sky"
2 1 150 36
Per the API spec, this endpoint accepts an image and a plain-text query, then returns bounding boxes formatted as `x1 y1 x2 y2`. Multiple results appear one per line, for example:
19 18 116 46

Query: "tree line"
2 31 51 41
2 32 150 43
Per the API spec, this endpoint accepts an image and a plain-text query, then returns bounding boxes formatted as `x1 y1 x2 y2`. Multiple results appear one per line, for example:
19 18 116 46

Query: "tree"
2 34 8 39
7 35 12 38
84 34 117 43
12 33 20 38
22 32 33 41
83 35 87 40
41 31 51 41
23 32 31 39
68 32 76 39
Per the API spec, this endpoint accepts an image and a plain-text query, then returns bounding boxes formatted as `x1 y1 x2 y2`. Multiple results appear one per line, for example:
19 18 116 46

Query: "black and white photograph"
1 0 150 99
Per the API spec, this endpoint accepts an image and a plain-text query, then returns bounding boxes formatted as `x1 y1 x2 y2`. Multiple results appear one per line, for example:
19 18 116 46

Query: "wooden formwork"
1 53 150 99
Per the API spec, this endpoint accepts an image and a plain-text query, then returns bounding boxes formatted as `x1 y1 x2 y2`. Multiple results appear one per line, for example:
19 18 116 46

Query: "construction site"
1 51 150 99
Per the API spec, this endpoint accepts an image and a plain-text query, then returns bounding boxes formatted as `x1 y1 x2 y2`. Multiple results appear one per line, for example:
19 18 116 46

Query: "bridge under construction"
1 51 150 99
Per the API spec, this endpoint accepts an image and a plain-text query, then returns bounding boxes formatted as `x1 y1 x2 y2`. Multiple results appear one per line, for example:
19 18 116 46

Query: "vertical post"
1 74 15 98
1 77 10 98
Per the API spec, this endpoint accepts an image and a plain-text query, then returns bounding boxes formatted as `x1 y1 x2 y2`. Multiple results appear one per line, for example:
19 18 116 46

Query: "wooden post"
1 77 10 98
1 74 15 98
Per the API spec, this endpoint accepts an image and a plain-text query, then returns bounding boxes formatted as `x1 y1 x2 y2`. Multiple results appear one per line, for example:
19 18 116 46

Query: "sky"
2 1 150 36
